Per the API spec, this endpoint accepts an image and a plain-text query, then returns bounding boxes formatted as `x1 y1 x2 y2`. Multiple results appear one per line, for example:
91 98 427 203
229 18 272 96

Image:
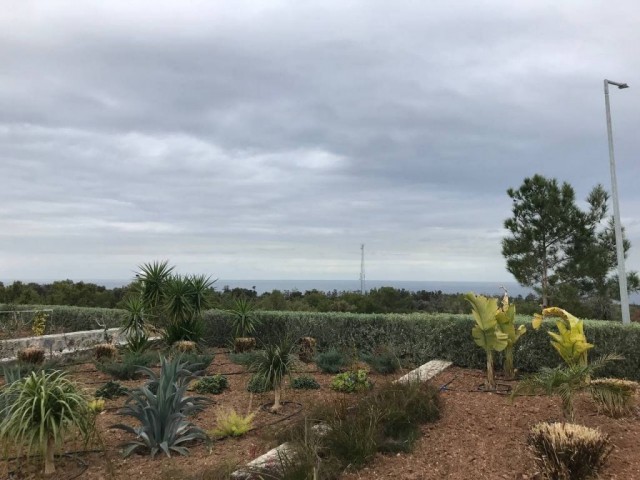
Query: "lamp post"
604 79 630 324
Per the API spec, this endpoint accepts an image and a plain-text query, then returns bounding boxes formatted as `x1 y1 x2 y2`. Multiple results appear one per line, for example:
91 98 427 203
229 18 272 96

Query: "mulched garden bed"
2 352 639 479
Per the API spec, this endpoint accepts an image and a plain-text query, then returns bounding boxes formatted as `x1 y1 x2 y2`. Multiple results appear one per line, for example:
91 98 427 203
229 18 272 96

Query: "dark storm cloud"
1 0 639 280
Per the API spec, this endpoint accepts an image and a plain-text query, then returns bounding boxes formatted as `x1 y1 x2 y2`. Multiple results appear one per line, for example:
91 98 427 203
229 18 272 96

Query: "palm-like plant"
511 354 624 422
113 355 210 457
251 338 297 412
137 260 174 321
0 370 93 475
121 295 146 338
228 296 260 338
187 274 215 315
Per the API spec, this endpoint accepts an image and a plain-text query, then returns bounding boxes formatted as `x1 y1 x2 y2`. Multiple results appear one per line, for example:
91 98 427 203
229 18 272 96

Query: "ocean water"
92 279 533 297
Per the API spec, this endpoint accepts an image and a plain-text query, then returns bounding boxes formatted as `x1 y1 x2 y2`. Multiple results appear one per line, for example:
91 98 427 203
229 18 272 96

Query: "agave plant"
251 338 297 412
112 355 210 457
0 370 93 475
511 354 624 422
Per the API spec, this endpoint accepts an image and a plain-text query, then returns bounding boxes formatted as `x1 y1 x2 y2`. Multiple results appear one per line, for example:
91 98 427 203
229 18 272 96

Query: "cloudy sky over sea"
1 1 639 283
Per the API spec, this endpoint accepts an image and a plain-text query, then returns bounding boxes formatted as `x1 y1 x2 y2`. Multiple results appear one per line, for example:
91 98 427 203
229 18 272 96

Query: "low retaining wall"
0 328 123 362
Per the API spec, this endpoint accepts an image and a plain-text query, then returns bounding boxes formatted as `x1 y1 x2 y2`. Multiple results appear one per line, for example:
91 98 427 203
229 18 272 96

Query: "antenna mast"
360 244 366 294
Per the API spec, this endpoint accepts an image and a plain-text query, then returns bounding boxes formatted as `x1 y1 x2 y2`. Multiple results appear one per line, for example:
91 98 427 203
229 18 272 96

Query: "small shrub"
247 373 274 393
298 337 317 363
315 349 347 374
229 350 262 366
125 331 151 354
234 337 257 353
88 398 105 413
179 353 214 375
163 316 205 345
590 378 638 417
528 422 612 480
31 311 48 336
331 370 371 393
95 381 128 399
211 407 256 438
361 348 400 374
291 375 320 390
94 343 117 360
17 347 45 365
173 340 198 353
95 352 155 380
193 375 229 395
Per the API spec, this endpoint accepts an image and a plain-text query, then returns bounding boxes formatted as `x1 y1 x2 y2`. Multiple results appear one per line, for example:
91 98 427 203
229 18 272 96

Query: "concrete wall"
0 328 124 362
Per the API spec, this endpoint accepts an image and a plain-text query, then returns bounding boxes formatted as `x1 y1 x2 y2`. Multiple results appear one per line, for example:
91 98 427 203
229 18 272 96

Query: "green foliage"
315 349 347 374
250 338 297 411
31 311 48 336
211 407 255 438
193 375 229 395
179 352 214 374
361 347 400 374
121 295 146 339
247 373 273 393
113 355 210 457
533 307 593 367
137 260 174 320
495 292 526 379
0 370 93 475
465 293 508 389
95 352 155 380
528 422 612 480
291 375 320 390
201 310 640 381
512 354 623 421
125 330 151 354
163 315 205 345
95 380 128 399
227 296 260 338
229 350 262 367
330 370 371 393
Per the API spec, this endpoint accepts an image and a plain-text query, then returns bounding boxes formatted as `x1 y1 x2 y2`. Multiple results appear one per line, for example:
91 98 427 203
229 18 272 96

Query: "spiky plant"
251 338 297 412
112 355 210 457
137 260 174 321
121 295 146 338
228 296 260 339
512 354 624 422
589 378 638 417
0 370 93 475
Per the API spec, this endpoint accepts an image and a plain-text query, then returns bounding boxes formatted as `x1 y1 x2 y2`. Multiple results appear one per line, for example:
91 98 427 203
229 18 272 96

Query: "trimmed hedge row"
201 310 640 381
3 305 638 380
0 304 126 333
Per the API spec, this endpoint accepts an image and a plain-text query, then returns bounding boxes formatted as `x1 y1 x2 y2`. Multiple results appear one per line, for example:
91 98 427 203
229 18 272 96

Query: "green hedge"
201 310 640 381
0 304 126 333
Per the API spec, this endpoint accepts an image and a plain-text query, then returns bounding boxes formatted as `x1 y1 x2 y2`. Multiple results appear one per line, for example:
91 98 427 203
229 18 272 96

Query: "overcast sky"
1 0 639 284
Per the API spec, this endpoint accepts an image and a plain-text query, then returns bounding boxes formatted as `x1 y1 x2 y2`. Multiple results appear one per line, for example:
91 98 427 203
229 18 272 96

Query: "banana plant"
532 307 593 367
465 293 509 390
495 292 526 380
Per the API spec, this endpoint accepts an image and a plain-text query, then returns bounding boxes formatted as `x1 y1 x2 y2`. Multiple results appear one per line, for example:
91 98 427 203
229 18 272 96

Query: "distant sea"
88 279 533 297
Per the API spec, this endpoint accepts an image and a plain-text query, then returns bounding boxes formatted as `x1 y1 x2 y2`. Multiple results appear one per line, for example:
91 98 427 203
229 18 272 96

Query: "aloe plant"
465 293 508 390
112 355 210 457
532 307 593 367
495 292 526 379
0 370 93 475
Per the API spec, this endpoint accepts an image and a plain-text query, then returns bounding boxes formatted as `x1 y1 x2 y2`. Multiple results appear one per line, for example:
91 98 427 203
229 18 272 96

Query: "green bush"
361 348 400 374
247 373 273 393
95 352 155 380
95 380 128 399
331 370 371 393
229 350 262 367
201 310 640 381
178 353 214 375
291 375 320 390
315 349 347 374
193 375 229 395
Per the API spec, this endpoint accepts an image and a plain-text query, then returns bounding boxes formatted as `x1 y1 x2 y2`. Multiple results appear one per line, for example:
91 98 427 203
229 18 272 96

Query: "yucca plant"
121 295 146 339
137 260 174 322
512 354 624 422
0 370 94 475
251 338 297 412
228 296 260 339
112 355 209 457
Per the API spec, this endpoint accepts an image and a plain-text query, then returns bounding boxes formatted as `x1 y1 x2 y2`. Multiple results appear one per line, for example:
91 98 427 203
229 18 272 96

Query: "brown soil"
2 354 639 479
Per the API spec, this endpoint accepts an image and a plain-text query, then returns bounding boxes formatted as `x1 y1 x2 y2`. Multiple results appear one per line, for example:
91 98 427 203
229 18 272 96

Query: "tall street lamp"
604 79 630 324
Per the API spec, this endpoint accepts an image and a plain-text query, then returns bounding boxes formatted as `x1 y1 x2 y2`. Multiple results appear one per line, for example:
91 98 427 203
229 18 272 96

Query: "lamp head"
618 83 629 89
